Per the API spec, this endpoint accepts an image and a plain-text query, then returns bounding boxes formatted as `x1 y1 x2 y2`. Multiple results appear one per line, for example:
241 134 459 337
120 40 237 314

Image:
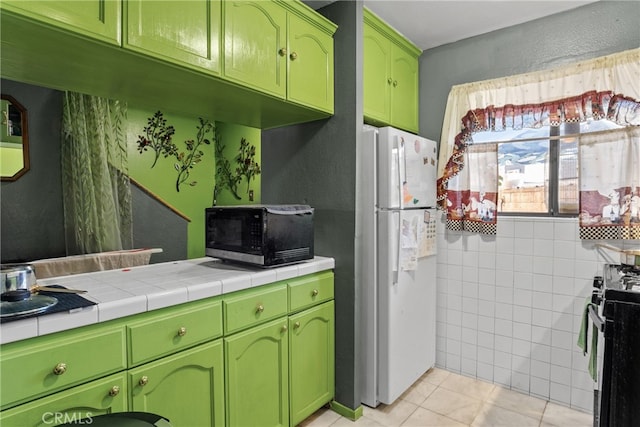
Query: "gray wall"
419 0 640 142
0 79 66 263
131 185 188 263
262 0 363 410
0 79 187 264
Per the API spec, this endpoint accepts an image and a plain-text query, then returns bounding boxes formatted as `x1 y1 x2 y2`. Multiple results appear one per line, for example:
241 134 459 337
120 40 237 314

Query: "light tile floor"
300 368 593 427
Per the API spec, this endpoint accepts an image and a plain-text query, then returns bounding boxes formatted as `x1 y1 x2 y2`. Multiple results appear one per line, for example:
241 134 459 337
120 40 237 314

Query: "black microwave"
205 205 314 267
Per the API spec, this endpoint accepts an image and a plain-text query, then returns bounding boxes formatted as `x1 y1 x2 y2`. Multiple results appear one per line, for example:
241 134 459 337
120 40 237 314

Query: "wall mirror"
1 94 30 181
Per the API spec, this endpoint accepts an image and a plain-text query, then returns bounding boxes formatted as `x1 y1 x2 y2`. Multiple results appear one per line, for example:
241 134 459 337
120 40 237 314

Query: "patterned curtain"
445 143 498 234
437 48 640 235
579 126 640 240
61 92 131 254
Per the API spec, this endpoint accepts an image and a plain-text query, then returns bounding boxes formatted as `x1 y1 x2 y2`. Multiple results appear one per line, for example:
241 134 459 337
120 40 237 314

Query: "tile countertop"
0 256 335 345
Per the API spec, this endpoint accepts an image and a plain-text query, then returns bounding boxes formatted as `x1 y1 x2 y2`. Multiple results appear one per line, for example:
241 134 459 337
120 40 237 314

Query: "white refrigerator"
358 125 438 407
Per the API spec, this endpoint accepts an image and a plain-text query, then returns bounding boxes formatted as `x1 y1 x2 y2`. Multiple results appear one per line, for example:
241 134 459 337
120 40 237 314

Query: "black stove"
591 263 640 427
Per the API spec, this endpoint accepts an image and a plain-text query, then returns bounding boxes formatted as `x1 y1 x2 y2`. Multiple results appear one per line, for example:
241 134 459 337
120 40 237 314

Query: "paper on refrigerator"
419 211 437 258
400 216 419 271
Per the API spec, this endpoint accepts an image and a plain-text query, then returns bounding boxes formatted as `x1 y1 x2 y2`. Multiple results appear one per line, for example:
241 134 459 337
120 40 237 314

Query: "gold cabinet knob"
281 324 288 333
293 321 301 329
311 289 319 297
109 385 120 397
278 48 287 56
177 326 187 337
256 304 264 314
139 376 149 386
393 80 398 87
289 51 298 61
53 362 67 375
387 77 393 85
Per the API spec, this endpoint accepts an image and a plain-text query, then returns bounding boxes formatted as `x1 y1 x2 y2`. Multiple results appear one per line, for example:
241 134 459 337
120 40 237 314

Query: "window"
470 119 622 216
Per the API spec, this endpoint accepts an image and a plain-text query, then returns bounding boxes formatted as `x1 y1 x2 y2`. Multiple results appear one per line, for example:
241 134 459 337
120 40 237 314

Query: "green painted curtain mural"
61 92 132 254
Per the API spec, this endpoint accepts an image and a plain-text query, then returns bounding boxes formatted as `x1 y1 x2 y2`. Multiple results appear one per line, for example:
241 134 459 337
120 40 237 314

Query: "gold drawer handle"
177 326 187 337
289 51 298 61
256 304 264 314
293 321 300 329
278 48 287 57
139 376 149 386
109 385 120 397
53 363 67 375
311 289 319 297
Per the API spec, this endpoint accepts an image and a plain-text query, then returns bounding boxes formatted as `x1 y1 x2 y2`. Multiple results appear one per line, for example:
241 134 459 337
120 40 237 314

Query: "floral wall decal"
137 111 215 192
136 111 176 168
236 137 261 194
213 133 261 205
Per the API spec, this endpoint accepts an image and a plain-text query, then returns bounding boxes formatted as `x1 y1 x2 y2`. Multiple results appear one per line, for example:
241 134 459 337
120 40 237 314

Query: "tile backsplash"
435 213 640 413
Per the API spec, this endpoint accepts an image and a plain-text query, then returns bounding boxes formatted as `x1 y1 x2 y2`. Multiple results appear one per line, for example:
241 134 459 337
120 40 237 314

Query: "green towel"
577 296 598 381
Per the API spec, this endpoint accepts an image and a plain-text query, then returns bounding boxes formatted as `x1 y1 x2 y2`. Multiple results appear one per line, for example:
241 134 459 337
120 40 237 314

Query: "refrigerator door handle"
394 137 402 209
394 211 400 285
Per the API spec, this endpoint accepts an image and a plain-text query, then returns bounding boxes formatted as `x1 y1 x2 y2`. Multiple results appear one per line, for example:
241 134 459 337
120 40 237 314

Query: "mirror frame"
1 94 30 181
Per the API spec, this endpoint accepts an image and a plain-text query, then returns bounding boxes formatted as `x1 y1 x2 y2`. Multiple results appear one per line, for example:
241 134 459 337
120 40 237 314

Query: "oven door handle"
588 304 605 332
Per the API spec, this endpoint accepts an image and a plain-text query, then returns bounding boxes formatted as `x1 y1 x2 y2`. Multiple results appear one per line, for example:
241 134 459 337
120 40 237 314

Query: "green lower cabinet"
289 301 335 426
225 317 290 427
0 372 127 426
128 340 225 427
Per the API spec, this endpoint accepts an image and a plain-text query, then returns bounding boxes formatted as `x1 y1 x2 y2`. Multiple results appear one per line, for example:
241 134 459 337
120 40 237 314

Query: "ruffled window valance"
437 48 640 236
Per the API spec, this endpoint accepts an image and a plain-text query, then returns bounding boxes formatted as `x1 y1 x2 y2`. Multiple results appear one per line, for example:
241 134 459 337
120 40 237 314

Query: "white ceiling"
303 0 600 50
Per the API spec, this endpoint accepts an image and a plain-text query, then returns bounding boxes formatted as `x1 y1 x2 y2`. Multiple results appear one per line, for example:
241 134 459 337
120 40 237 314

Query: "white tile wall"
435 213 640 413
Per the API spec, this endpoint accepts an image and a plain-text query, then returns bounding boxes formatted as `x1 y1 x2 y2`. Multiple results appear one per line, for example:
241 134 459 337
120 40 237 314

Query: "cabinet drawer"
223 283 288 335
288 271 334 313
0 323 126 410
127 299 222 367
0 372 128 426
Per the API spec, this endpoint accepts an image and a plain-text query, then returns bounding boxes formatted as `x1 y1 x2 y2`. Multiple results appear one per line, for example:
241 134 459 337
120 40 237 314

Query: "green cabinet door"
0 372 127 426
287 12 334 113
363 21 391 125
363 9 420 133
390 46 419 133
124 0 221 75
129 340 225 427
225 317 289 427
224 0 287 98
0 0 121 45
289 301 335 426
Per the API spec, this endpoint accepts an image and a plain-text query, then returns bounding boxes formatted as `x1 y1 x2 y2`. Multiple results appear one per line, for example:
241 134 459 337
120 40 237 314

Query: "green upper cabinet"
363 21 392 126
0 0 121 45
363 8 421 133
224 0 336 113
286 11 334 112
224 0 287 98
124 0 221 75
390 46 419 132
